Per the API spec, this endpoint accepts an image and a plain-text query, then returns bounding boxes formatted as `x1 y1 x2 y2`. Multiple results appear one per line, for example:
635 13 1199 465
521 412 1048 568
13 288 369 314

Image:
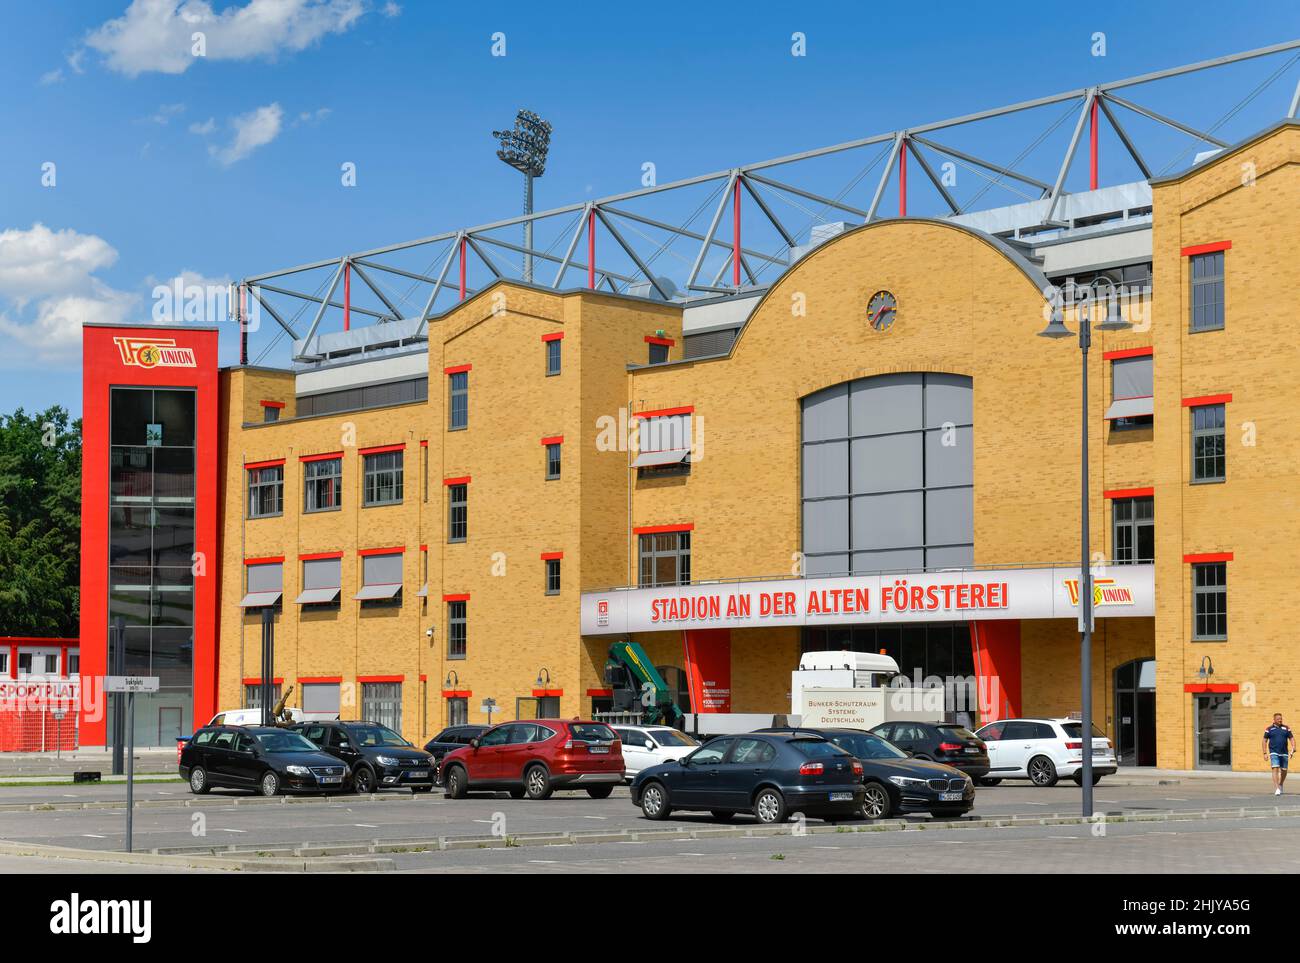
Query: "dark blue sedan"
630 732 865 824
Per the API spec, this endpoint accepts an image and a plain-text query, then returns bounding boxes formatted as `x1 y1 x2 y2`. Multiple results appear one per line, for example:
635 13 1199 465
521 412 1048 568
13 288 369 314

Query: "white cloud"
188 116 216 135
293 106 331 126
0 224 141 365
147 102 186 124
210 102 283 165
39 68 64 85
84 0 366 77
0 224 120 308
381 2 400 16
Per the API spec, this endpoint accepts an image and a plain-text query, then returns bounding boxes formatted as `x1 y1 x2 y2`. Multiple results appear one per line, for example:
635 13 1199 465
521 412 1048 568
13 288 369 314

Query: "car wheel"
977 777 1002 787
586 785 614 799
861 781 894 819
353 766 376 794
640 781 671 820
1028 755 1059 787
260 771 281 797
188 766 210 795
524 764 554 800
1072 771 1103 786
444 765 467 799
710 810 736 822
753 788 787 824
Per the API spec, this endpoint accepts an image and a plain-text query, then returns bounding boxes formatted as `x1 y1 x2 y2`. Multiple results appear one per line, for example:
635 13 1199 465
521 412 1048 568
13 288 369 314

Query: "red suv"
441 720 624 800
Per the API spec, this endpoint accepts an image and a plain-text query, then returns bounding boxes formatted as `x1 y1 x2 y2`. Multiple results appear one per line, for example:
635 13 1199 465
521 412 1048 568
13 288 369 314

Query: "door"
158 708 182 744
718 738 774 809
1195 694 1232 769
675 737 733 805
977 721 1007 773
229 731 262 787
993 721 1039 774
471 724 514 782
1115 658 1157 766
616 728 655 776
205 729 240 786
328 725 364 771
499 723 541 782
891 723 926 758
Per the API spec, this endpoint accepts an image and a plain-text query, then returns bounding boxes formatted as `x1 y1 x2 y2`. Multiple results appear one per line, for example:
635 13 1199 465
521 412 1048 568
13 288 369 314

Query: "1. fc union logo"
1063 578 1135 607
113 336 196 369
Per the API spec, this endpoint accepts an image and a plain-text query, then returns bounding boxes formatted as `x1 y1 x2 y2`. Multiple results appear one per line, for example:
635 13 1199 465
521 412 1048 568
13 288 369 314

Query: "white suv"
973 718 1117 787
610 725 700 779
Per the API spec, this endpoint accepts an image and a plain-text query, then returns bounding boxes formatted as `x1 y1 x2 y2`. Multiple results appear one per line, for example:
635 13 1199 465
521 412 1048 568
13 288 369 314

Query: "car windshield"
829 732 908 760
649 729 697 748
1061 723 1107 739
938 725 977 740
790 738 853 759
568 723 617 742
347 725 411 747
255 731 319 753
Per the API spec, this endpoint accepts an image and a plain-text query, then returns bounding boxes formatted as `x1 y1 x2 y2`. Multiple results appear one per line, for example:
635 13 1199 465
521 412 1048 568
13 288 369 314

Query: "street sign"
105 676 159 693
480 698 497 714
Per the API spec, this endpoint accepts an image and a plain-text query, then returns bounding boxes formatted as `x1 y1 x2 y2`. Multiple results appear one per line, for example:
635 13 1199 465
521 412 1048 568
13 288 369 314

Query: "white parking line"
1163 797 1188 801
355 824 378 828
677 853 709 856
82 834 105 839
216 828 246 833
528 859 558 864
581 815 607 820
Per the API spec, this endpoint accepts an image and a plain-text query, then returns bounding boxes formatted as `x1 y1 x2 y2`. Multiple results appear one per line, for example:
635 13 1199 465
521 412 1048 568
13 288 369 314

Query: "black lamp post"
1038 277 1131 817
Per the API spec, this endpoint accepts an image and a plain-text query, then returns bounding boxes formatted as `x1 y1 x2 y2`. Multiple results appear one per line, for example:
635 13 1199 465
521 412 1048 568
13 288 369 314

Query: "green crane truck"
604 640 685 727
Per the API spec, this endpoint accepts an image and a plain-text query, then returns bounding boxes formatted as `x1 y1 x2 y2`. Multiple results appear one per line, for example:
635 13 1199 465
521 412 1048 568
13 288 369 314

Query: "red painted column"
970 620 1022 724
682 629 732 713
899 140 908 217
587 209 596 289
732 178 742 288
343 262 351 331
458 237 467 301
1089 98 1099 190
8 645 15 680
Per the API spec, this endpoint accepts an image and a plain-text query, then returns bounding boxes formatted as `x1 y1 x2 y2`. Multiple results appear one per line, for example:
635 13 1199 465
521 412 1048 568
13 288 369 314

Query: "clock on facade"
867 290 898 331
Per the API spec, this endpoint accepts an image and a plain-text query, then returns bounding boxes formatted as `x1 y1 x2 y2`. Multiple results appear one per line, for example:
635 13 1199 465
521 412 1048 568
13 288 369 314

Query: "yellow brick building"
216 120 1298 772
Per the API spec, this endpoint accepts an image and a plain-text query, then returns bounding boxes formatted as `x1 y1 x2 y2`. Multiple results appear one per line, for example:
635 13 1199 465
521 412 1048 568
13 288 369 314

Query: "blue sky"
2 0 1298 416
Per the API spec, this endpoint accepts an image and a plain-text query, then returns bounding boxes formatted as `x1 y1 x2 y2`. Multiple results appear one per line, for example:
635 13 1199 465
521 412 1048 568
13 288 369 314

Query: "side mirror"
678 757 689 766
644 741 654 749
469 738 481 749
904 750 915 757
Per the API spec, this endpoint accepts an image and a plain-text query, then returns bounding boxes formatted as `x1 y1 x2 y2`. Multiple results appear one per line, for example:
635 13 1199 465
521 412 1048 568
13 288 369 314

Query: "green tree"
0 406 81 637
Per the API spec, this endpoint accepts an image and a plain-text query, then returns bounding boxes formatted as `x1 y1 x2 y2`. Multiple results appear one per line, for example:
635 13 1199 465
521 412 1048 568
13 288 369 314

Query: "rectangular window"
638 531 691 587
243 683 282 709
545 558 561 595
448 601 467 659
545 443 562 480
1113 496 1154 564
421 444 429 503
648 342 669 365
448 484 467 542
447 696 468 726
247 465 283 518
296 556 342 605
546 339 562 376
355 552 403 604
302 682 341 714
303 458 342 512
1195 693 1232 768
363 450 404 506
448 371 469 430
262 406 280 423
17 653 33 675
1191 404 1226 483
1 652 9 675
362 682 403 732
240 561 283 610
1189 251 1225 332
1107 355 1153 430
634 412 692 476
68 653 79 675
1192 561 1227 640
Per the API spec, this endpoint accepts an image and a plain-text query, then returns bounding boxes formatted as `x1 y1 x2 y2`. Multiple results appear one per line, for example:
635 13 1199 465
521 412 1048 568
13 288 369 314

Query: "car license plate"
829 792 854 801
406 771 429 779
320 776 341 784
1093 748 1107 755
589 746 609 754
964 747 981 753
939 791 964 802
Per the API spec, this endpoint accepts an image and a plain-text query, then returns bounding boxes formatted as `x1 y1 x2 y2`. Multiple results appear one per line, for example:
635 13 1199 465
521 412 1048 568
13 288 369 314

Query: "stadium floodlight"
493 109 553 283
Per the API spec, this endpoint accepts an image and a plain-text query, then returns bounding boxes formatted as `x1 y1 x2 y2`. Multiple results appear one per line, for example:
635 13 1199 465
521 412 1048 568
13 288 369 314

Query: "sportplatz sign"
580 564 1154 635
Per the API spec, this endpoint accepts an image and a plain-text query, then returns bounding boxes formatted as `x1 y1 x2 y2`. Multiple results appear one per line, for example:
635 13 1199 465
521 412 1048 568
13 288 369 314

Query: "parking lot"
1 773 1298 872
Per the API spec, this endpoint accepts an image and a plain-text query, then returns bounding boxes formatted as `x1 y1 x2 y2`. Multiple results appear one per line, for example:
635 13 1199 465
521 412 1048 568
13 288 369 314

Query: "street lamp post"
1038 277 1131 817
492 109 553 284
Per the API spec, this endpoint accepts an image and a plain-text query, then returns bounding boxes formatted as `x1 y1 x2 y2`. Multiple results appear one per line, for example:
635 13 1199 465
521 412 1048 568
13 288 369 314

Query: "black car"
423 725 489 784
180 725 349 796
293 721 435 793
869 720 990 779
630 732 865 824
761 727 975 819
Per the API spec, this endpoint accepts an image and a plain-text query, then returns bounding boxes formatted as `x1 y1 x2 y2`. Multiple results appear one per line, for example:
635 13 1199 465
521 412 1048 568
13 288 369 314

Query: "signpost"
480 698 497 726
105 676 159 853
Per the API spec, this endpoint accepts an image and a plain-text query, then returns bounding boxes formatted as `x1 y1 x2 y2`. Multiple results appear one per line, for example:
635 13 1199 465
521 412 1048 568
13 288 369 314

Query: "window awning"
239 590 283 608
1105 396 1154 420
632 448 690 468
295 587 340 604
354 583 402 601
416 583 429 597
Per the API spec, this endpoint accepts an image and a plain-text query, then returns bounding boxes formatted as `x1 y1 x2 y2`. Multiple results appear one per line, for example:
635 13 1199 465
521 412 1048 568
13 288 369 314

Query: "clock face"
867 290 898 332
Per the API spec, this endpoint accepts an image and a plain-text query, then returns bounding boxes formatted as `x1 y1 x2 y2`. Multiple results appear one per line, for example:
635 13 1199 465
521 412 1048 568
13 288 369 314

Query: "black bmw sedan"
762 727 975 819
181 726 350 796
630 732 865 824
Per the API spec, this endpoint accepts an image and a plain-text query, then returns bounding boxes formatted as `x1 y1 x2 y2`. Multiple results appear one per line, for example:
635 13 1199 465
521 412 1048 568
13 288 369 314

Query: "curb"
0 838 395 873
0 790 424 813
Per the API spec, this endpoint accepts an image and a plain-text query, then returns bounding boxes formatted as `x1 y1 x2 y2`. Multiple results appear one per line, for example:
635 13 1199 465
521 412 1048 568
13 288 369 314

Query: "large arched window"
801 372 973 575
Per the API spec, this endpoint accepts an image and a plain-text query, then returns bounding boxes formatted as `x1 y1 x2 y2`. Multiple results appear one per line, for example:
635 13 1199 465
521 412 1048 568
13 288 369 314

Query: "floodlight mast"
493 109 553 283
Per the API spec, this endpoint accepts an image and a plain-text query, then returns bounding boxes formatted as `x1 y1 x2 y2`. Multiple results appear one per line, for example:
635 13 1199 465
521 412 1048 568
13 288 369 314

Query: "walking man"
1263 713 1295 795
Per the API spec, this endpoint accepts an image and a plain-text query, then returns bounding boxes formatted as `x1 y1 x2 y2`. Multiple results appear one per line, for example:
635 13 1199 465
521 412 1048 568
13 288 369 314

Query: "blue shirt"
1265 724 1293 754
